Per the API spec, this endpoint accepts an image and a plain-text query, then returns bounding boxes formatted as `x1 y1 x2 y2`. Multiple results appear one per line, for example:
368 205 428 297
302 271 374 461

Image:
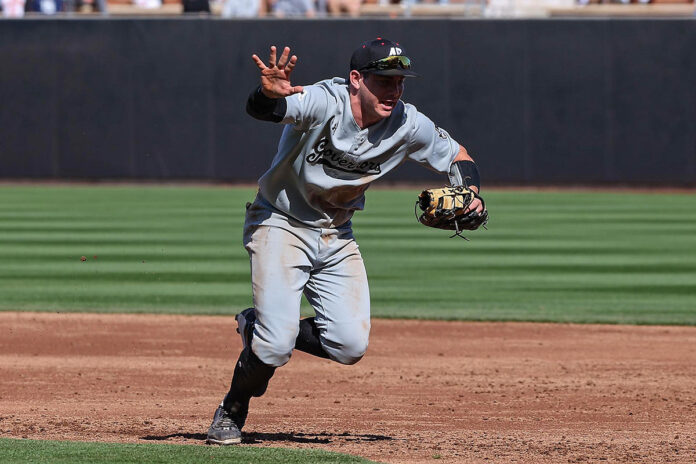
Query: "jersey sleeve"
406 112 460 174
281 85 333 131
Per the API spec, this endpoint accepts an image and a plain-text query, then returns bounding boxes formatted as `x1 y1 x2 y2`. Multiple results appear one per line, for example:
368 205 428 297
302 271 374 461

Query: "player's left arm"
406 112 485 215
449 146 484 214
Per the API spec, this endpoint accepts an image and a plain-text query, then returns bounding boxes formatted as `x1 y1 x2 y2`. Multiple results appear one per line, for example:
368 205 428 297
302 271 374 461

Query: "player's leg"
295 316 330 358
209 336 275 445
245 225 315 366
208 225 312 445
302 232 370 365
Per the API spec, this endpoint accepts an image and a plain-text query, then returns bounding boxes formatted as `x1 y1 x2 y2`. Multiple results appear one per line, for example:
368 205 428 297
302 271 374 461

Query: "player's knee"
252 313 301 368
252 335 296 368
322 320 370 365
331 341 368 365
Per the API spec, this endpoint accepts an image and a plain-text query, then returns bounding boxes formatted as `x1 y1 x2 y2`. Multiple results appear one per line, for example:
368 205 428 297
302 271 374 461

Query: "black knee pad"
295 317 330 359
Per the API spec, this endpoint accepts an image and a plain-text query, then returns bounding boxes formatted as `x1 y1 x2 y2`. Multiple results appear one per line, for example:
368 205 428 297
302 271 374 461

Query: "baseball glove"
415 186 488 239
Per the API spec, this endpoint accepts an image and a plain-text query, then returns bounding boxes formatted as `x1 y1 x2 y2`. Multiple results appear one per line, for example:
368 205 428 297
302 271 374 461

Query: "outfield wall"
1 19 695 185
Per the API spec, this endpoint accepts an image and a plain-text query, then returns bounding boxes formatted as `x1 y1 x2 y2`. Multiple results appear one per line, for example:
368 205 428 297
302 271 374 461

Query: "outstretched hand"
252 46 304 99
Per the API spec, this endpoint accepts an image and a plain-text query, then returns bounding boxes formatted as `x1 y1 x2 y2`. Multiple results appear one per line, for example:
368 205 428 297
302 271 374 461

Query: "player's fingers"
466 198 483 214
268 45 277 68
290 85 304 94
285 55 298 74
277 46 291 69
251 54 267 70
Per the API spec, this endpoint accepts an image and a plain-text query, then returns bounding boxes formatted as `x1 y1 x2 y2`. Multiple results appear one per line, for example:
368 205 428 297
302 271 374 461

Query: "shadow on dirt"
243 431 394 444
141 432 208 441
141 431 394 444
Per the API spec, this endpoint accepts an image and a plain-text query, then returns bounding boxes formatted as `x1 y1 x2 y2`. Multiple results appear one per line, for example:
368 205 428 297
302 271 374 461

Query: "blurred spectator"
134 0 162 7
221 0 260 16
75 0 107 12
26 0 62 13
182 0 211 12
42 0 59 12
25 0 106 13
271 0 315 16
1 0 26 16
327 0 360 15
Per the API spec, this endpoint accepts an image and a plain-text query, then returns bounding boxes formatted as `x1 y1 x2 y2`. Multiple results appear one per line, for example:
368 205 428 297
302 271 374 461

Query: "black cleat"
206 406 243 445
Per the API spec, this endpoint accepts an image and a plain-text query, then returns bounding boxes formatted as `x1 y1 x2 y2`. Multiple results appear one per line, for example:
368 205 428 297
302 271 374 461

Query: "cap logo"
388 47 402 56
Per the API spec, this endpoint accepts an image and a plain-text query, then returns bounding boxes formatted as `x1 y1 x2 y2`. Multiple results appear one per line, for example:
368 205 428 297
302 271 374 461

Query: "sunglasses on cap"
360 55 412 72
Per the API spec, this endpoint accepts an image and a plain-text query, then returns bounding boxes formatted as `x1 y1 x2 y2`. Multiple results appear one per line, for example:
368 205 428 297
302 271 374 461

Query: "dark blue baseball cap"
350 38 418 77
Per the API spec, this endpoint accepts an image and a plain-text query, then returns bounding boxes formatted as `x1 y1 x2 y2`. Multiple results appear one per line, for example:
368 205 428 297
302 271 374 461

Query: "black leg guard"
294 317 330 359
222 346 276 429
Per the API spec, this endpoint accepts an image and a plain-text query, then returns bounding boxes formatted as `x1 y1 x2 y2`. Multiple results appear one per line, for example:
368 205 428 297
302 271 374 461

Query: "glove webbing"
414 186 476 240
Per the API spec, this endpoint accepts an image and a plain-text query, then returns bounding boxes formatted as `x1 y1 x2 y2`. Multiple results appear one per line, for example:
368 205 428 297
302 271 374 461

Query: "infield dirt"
1 312 695 463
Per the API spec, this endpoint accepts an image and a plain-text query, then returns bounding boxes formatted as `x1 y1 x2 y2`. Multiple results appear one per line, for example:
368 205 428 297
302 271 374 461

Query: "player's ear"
349 70 363 93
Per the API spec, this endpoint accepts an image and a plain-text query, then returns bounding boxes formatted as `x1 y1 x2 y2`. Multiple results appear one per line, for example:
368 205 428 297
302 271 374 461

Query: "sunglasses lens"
398 56 411 68
364 56 411 71
380 56 410 69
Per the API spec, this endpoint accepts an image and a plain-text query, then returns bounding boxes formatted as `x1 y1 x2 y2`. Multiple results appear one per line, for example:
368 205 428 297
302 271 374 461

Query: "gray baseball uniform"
245 77 460 367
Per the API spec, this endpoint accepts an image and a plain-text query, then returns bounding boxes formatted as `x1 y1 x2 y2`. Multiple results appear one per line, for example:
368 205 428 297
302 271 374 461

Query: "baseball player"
207 38 486 445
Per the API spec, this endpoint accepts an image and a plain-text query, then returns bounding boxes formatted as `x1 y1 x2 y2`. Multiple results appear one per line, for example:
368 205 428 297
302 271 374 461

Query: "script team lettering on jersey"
306 136 382 175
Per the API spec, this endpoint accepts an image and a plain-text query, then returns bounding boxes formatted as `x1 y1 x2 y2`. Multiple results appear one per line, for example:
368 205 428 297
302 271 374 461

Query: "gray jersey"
254 77 460 229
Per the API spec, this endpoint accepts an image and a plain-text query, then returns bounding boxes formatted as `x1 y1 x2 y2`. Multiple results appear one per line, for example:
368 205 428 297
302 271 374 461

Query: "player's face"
359 73 405 122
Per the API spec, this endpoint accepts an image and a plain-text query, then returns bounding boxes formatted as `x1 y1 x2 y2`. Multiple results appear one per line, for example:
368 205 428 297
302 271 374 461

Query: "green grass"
1 185 695 325
0 438 376 464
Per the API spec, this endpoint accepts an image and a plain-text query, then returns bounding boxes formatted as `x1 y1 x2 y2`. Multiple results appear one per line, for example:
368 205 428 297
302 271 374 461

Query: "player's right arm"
246 45 300 123
246 87 288 123
252 45 303 99
246 45 331 130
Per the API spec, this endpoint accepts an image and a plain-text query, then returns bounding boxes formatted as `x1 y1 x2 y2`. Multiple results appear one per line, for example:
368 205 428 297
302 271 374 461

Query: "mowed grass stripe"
0 186 254 313
1 186 695 324
0 438 376 464
355 189 696 324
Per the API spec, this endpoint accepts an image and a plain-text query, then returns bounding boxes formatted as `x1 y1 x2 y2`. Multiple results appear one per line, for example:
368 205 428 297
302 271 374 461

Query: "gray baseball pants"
243 206 371 368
